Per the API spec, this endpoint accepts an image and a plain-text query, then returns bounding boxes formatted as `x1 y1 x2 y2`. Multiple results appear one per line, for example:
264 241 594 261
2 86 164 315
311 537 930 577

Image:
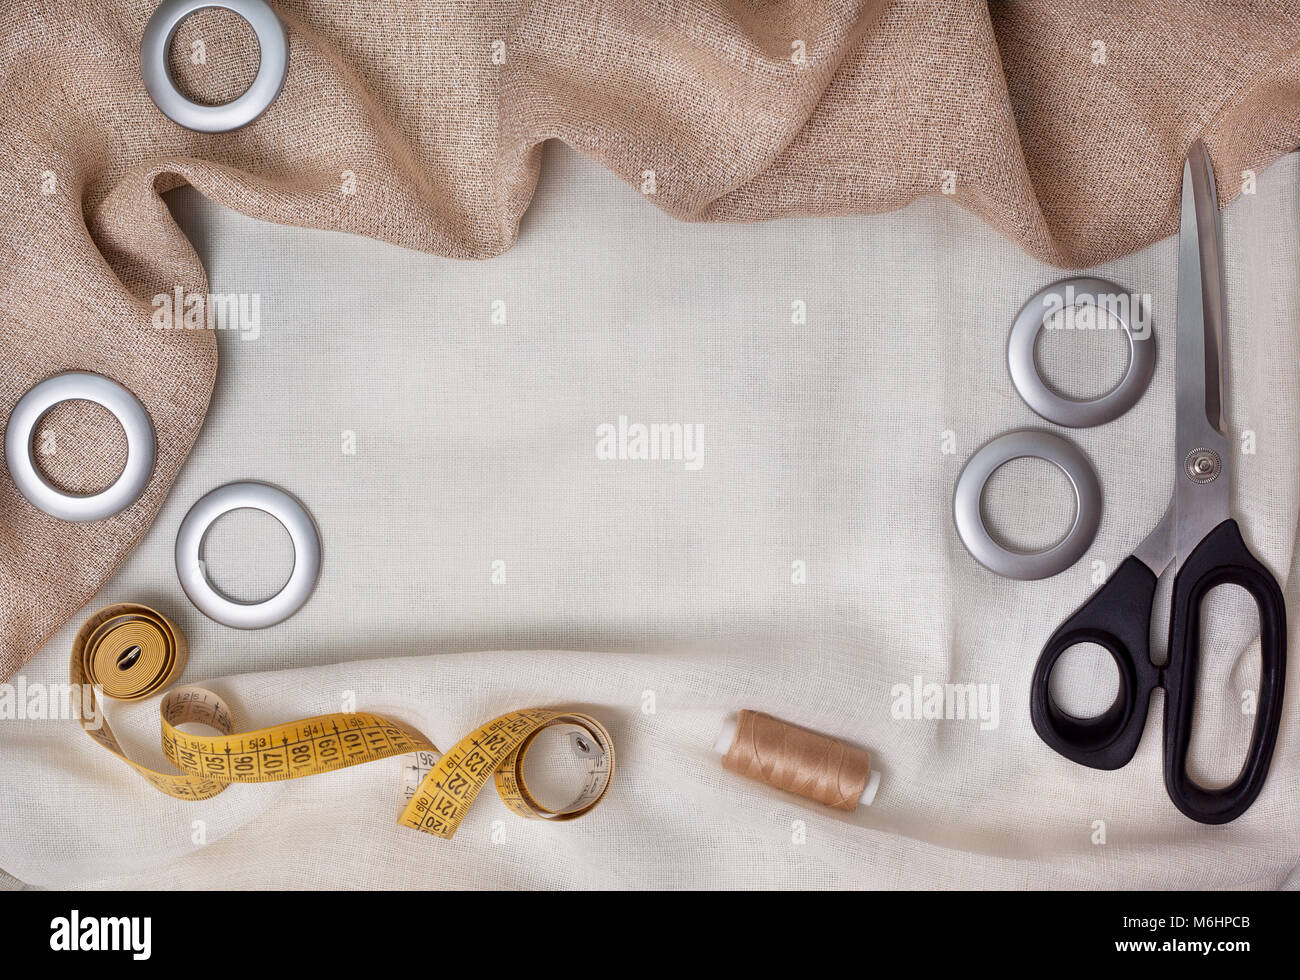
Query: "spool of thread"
714 709 879 811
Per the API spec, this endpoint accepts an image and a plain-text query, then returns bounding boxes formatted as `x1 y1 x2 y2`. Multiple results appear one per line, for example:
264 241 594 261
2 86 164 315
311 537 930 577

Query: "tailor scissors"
1030 141 1287 824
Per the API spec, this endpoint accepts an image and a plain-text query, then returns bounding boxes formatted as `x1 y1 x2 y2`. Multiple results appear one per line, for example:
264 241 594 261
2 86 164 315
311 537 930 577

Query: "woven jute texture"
1 0 1299 682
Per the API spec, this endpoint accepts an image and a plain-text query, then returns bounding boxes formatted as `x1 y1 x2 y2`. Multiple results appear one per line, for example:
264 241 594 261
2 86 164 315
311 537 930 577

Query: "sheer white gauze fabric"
1 145 1297 889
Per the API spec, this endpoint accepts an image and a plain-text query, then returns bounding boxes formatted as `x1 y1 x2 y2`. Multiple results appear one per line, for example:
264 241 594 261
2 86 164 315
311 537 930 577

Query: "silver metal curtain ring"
4 372 156 523
1008 276 1155 428
953 430 1102 580
175 481 321 629
141 0 288 133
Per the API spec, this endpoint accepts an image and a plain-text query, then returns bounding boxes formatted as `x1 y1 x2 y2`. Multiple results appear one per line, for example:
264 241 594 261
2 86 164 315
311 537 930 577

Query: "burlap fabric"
2 0 1299 682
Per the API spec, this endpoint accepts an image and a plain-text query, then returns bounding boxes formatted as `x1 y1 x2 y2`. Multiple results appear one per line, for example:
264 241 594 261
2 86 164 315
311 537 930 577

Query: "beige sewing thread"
721 710 874 811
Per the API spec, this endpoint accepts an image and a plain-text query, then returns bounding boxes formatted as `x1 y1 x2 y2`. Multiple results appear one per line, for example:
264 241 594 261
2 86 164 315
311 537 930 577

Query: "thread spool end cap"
713 716 739 755
860 769 881 807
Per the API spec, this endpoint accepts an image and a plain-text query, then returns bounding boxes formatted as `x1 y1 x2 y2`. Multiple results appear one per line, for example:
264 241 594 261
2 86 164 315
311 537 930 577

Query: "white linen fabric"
1 144 1297 890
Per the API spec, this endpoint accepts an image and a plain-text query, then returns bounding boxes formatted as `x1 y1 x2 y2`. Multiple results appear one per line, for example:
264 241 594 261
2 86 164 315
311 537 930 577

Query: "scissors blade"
1173 141 1232 568
1132 502 1176 576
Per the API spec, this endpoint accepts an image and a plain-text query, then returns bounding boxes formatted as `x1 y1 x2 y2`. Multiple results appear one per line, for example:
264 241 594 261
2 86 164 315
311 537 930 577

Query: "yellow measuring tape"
72 603 614 839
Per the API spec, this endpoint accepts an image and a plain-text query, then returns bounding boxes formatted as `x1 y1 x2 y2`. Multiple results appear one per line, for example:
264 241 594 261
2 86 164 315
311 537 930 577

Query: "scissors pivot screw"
1184 448 1221 484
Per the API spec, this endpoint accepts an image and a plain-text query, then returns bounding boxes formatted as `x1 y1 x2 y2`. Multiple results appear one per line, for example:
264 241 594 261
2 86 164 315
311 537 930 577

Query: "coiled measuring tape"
72 604 614 839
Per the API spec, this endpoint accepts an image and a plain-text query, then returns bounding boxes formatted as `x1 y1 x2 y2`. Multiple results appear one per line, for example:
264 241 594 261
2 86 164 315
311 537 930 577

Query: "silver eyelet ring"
953 430 1102 581
4 372 156 522
176 481 321 629
1008 276 1155 428
141 0 288 133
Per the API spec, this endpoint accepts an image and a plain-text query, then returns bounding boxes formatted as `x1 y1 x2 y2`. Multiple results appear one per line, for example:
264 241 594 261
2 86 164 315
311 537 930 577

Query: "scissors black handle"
1031 556 1160 771
1031 519 1286 824
1162 519 1287 823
